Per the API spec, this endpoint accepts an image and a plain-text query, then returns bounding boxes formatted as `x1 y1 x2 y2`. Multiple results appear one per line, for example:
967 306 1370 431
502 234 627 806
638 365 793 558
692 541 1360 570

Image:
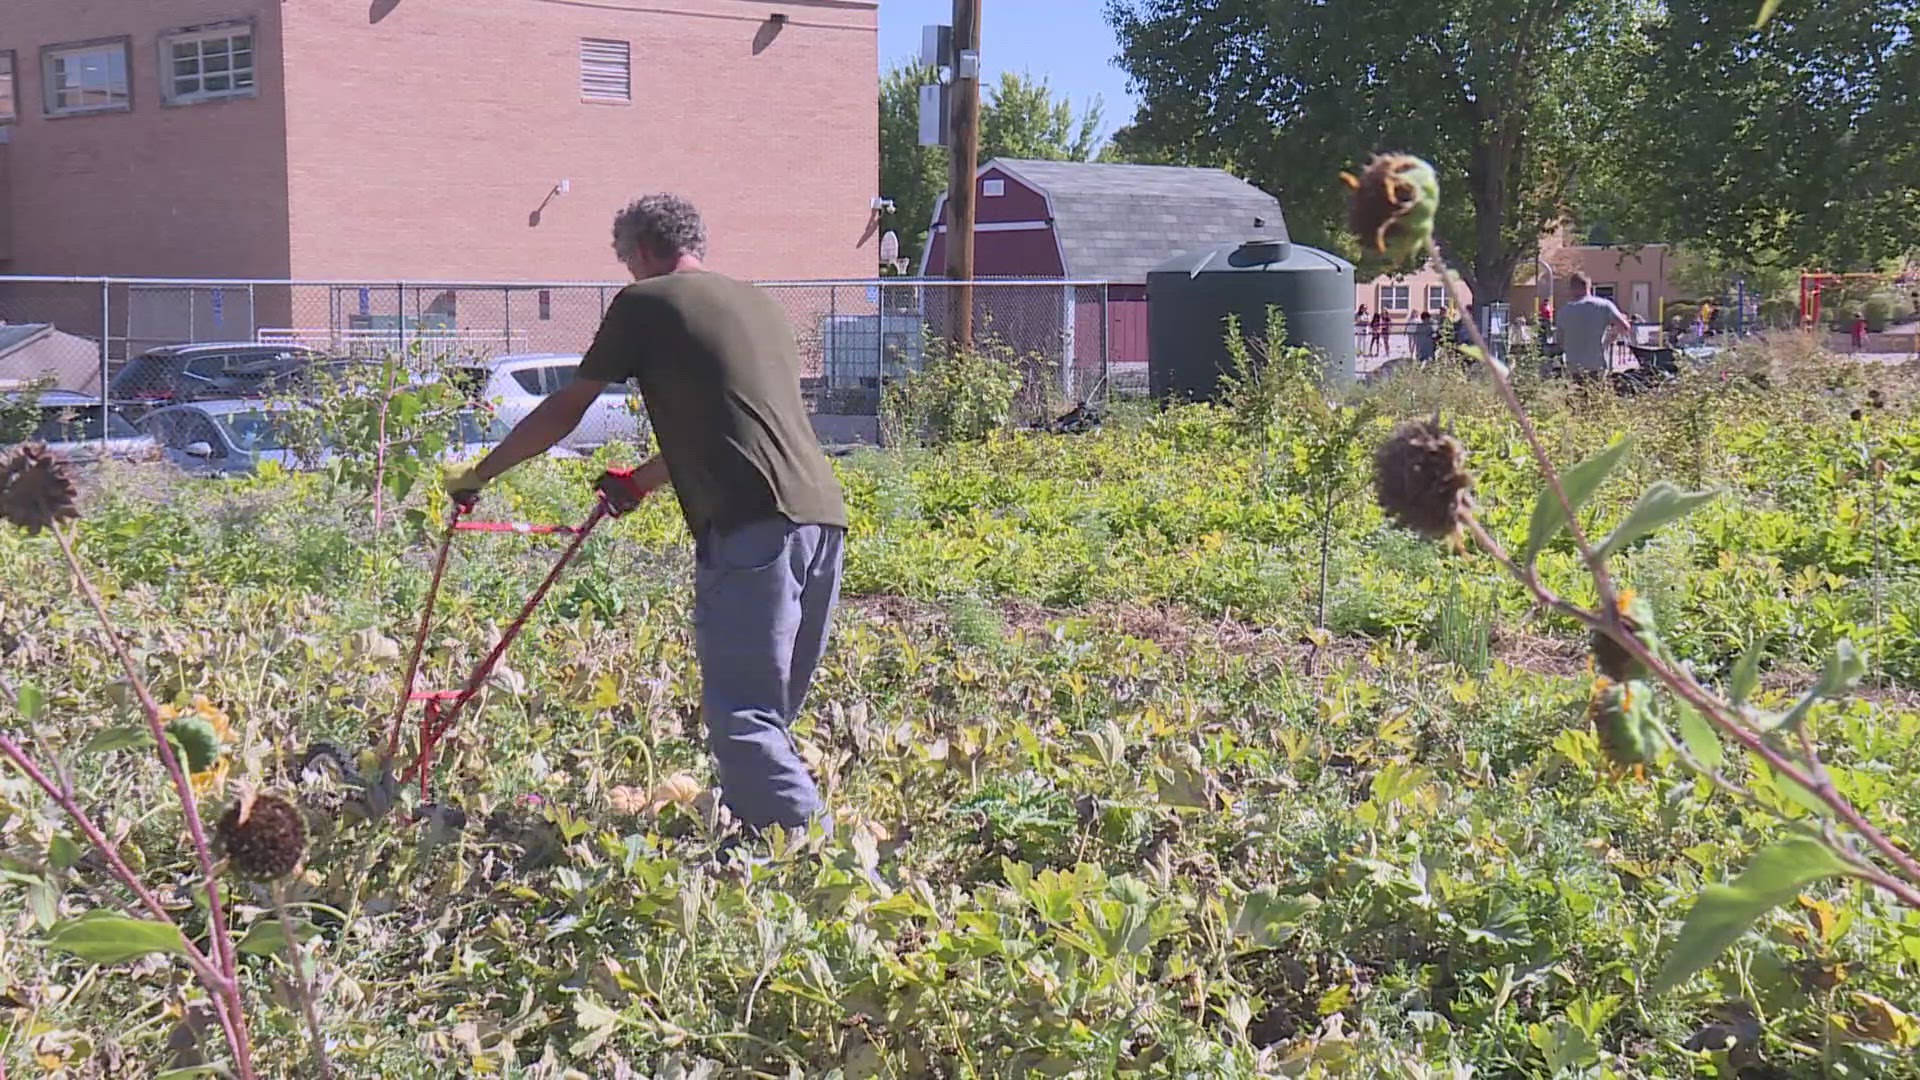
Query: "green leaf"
1762 642 1866 734
1730 636 1769 707
17 683 45 722
236 918 320 957
1651 838 1849 993
1599 481 1719 556
83 725 153 755
1524 438 1631 564
1755 0 1783 28
1816 640 1867 698
45 912 189 963
49 833 81 871
155 1067 230 1080
1677 703 1723 773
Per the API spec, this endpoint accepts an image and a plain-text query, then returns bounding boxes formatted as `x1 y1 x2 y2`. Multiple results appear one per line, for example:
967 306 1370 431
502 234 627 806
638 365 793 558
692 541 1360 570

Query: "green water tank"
1147 238 1356 401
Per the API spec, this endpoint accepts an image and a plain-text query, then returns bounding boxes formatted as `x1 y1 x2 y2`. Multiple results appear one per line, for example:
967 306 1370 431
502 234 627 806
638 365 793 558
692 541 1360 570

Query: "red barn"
923 158 1287 386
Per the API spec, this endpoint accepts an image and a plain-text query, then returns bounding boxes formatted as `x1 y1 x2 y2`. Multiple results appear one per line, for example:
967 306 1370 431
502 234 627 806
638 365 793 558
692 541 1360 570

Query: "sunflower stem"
48 520 258 1080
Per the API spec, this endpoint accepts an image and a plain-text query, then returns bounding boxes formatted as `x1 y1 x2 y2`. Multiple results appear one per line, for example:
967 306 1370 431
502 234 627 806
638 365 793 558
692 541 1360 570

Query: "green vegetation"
4 332 1920 1075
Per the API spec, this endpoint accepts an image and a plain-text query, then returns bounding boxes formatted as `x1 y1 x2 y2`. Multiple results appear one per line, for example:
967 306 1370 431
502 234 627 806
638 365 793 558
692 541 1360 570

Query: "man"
447 194 847 834
1553 272 1632 382
1412 310 1437 363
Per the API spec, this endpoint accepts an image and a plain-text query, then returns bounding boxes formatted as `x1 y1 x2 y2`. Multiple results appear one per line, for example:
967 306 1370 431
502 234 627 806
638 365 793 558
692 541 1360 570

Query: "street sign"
210 288 224 329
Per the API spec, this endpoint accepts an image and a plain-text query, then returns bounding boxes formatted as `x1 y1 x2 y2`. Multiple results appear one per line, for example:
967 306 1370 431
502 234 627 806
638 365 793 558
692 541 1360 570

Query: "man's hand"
445 465 487 505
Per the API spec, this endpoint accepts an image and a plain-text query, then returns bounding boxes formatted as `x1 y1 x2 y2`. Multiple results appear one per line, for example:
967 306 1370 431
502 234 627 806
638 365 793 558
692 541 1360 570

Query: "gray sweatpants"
692 516 844 831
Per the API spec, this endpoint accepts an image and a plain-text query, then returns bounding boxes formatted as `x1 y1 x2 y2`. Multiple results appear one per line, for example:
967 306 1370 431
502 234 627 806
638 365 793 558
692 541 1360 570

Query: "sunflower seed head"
0 443 80 536
1373 419 1473 540
1343 153 1441 266
216 793 307 879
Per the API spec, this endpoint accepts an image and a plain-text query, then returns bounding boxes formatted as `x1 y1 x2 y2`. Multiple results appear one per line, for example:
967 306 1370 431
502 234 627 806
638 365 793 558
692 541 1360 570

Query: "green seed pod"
165 716 222 774
1590 679 1660 768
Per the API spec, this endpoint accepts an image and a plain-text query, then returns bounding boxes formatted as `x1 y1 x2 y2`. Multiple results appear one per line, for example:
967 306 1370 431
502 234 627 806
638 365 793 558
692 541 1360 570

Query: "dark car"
107 343 332 413
2 390 160 464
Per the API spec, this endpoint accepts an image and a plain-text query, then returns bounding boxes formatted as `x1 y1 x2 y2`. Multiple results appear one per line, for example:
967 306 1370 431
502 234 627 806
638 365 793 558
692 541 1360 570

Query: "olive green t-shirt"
576 270 846 534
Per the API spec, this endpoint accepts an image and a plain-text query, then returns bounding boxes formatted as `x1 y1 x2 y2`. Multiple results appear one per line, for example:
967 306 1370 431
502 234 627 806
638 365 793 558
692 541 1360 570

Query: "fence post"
247 283 257 343
98 278 111 450
1059 283 1075 405
1098 285 1111 404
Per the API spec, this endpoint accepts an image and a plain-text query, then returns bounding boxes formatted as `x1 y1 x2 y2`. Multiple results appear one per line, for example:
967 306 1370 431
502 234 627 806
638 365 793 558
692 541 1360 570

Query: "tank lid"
1228 238 1290 267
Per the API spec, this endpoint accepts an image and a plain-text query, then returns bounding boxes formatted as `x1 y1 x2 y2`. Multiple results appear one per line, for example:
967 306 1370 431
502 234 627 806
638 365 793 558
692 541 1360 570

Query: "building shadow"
370 0 402 24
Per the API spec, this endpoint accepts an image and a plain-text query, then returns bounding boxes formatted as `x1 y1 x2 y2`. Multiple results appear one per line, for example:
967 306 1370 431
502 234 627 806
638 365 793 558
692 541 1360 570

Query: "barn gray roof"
0 324 52 357
993 158 1287 283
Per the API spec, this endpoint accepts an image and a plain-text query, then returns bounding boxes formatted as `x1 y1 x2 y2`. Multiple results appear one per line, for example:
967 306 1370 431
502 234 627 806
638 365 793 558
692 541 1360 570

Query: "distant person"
1851 312 1869 353
1370 309 1392 356
1553 272 1632 383
1413 311 1438 362
1355 305 1371 355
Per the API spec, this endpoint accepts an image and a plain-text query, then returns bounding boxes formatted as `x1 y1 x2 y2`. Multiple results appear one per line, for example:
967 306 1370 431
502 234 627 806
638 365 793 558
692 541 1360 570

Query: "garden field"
3 336 1920 1078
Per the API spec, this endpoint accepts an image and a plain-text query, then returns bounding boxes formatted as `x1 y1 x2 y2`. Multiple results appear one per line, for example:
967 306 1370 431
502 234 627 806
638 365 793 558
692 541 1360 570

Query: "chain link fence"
0 276 1121 462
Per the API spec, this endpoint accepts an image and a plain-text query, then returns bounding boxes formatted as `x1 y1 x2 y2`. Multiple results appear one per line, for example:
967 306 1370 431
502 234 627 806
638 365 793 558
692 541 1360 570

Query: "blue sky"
877 0 1141 130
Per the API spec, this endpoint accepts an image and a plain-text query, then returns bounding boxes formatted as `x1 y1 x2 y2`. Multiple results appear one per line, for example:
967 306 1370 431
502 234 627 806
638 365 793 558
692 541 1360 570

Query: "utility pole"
943 0 982 352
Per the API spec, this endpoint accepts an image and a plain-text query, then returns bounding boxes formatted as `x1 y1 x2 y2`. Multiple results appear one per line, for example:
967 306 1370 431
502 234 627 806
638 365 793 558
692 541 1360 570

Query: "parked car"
139 399 575 477
2 390 160 464
108 343 333 413
452 353 646 450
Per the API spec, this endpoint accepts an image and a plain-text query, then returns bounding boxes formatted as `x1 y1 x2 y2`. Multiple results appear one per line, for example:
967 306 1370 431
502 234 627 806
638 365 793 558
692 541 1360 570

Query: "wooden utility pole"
943 0 982 352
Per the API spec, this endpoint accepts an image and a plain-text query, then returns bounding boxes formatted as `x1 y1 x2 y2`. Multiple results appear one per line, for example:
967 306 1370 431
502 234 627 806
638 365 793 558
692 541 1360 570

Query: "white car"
454 354 648 450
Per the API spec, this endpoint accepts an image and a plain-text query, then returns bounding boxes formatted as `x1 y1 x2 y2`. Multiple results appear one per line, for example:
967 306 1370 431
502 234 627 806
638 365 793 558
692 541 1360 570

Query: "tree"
879 65 1108 272
1633 1 1920 274
1105 0 1655 304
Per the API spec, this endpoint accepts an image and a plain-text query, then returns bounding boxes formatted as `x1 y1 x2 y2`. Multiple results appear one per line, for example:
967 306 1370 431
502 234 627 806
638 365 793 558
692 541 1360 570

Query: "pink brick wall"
1 0 292 278
1 0 878 287
278 0 879 283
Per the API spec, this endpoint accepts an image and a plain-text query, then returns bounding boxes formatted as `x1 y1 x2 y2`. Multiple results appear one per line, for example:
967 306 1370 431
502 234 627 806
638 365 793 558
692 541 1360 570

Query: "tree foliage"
1632 0 1920 273
879 66 1109 272
1106 0 1654 302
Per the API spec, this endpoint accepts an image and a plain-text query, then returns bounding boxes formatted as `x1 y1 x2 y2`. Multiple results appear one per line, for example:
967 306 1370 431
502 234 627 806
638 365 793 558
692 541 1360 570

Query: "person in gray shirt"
1553 271 1633 380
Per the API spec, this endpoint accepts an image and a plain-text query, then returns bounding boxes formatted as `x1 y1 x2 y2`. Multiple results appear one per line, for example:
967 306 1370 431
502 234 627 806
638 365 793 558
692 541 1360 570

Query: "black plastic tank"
1147 238 1357 401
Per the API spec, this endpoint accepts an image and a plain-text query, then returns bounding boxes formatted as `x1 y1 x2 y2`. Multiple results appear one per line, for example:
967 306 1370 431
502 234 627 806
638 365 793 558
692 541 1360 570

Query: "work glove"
444 466 487 507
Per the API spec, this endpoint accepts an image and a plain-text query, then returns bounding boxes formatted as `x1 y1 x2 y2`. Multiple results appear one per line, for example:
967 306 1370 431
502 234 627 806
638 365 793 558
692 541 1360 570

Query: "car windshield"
455 410 508 445
218 411 292 452
31 406 140 443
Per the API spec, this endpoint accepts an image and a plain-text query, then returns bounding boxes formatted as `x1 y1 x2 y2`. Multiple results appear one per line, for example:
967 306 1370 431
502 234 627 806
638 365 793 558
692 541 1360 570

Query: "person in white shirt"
1553 271 1633 381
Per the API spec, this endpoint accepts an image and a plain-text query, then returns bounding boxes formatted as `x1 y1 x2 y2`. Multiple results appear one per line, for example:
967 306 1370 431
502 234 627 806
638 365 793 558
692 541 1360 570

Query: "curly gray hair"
611 194 709 261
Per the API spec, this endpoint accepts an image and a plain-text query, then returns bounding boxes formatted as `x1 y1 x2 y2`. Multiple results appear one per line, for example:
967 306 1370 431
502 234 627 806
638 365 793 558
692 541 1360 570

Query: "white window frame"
982 178 1006 197
1377 284 1410 312
580 38 631 104
0 51 17 125
42 38 132 118
161 22 257 106
1426 284 1446 314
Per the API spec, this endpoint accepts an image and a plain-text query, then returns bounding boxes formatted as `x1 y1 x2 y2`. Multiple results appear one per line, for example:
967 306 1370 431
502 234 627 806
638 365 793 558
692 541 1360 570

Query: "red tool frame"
384 468 654 800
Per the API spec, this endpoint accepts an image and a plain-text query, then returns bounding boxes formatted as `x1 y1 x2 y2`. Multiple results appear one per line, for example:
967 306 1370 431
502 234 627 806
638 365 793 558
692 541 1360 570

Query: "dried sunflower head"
1341 153 1441 266
1374 418 1473 540
216 791 308 879
1590 589 1654 682
0 443 80 536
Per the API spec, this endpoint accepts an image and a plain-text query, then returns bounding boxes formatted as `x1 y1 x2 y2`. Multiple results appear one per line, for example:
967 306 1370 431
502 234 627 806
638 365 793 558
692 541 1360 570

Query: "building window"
43 39 131 116
1594 283 1618 302
1377 284 1410 312
580 38 630 104
162 23 255 104
982 179 1005 197
538 290 553 321
1426 284 1446 314
0 52 16 124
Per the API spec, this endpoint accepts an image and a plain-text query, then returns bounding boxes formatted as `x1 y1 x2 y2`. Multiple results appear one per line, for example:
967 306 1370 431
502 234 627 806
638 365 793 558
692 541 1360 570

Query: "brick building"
0 0 879 349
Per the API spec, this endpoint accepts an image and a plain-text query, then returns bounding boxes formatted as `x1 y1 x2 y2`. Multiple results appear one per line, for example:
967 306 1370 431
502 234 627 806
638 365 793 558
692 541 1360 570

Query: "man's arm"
1611 303 1634 338
470 377 603 485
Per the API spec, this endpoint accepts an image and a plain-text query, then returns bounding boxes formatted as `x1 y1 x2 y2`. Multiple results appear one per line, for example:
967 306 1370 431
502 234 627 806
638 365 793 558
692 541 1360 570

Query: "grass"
3 344 1920 1077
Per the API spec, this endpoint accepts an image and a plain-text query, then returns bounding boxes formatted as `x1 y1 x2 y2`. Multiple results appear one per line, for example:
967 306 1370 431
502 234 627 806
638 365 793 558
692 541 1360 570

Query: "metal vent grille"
580 38 630 103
